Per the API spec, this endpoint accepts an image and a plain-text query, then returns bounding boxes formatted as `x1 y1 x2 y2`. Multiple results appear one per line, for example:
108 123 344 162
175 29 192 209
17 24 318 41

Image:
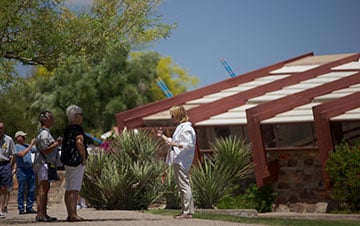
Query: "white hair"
66 105 83 122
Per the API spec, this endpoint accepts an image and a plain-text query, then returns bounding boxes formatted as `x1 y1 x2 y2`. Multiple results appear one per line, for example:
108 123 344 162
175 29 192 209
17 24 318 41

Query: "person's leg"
36 180 50 218
26 169 36 212
64 165 85 221
16 168 26 213
66 190 82 221
1 163 13 213
174 164 194 216
0 187 6 217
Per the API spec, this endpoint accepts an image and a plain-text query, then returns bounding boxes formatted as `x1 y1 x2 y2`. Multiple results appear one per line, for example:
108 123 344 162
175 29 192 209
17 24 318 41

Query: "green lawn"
147 209 360 226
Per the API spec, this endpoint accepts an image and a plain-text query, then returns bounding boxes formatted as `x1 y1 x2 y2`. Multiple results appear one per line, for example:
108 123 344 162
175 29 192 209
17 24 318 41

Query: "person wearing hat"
14 131 37 215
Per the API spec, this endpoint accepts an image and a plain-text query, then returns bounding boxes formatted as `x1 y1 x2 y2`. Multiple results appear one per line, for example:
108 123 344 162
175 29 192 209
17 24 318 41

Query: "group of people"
0 104 88 222
0 104 197 221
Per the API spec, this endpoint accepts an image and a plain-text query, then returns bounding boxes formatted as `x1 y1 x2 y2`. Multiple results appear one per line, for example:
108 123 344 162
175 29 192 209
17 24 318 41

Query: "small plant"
217 184 278 212
192 159 235 208
325 141 360 212
191 135 254 209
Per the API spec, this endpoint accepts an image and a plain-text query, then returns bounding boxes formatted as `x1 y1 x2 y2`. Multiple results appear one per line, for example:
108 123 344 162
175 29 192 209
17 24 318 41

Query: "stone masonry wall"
268 150 332 212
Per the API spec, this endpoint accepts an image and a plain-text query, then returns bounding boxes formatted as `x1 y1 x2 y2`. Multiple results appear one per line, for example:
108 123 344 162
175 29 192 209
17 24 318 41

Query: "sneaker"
0 212 5 218
19 210 26 215
2 207 7 213
26 209 37 214
35 215 57 222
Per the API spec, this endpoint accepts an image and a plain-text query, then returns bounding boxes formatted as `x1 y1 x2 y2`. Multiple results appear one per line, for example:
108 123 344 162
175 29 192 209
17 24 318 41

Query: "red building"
116 52 360 204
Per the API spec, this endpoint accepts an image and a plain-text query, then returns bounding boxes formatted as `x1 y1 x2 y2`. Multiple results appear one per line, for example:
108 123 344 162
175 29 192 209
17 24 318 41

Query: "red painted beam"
246 54 360 187
313 92 360 188
116 53 314 129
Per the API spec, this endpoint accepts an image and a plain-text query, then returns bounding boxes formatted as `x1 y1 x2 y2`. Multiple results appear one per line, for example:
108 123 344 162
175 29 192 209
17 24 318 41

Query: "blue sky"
150 0 360 88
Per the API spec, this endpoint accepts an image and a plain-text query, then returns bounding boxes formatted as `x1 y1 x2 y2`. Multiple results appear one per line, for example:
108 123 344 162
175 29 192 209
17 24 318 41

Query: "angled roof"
116 52 360 129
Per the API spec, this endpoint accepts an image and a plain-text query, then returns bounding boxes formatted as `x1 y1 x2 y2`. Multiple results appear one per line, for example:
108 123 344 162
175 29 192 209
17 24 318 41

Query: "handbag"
60 131 83 167
40 151 60 181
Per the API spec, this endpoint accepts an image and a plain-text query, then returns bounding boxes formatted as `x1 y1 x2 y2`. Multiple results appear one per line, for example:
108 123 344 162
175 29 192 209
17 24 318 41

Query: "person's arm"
177 130 195 151
15 139 36 158
9 140 16 174
157 130 183 148
41 137 62 155
75 134 87 165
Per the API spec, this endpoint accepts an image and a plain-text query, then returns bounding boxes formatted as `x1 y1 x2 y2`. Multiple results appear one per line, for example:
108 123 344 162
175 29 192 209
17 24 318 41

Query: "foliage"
217 184 278 213
192 159 235 208
191 135 254 209
0 80 39 138
161 166 180 209
19 50 197 135
0 0 174 70
325 142 360 211
210 135 253 184
81 129 166 210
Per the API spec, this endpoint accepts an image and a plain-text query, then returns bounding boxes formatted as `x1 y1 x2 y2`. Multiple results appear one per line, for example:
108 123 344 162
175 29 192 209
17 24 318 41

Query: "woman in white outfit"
157 105 196 219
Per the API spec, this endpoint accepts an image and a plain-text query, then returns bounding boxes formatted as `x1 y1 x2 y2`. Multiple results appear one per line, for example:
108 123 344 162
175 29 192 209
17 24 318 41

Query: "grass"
147 209 360 226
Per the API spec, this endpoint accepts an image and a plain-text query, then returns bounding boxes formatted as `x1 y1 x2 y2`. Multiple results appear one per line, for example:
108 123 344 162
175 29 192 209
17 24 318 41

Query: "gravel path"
2 202 359 225
0 203 263 226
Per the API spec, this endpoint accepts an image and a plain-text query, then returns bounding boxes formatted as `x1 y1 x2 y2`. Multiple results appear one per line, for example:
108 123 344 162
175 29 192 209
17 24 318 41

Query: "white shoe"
0 212 5 218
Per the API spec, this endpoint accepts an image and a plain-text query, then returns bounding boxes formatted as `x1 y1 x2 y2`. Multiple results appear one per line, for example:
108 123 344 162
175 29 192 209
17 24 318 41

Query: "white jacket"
166 121 196 172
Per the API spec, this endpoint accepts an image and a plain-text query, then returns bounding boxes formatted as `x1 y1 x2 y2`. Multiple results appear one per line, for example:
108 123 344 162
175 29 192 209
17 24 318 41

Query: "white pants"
173 164 194 215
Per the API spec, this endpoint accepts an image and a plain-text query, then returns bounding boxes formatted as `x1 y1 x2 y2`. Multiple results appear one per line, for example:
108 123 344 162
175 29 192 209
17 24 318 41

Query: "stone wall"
268 150 332 212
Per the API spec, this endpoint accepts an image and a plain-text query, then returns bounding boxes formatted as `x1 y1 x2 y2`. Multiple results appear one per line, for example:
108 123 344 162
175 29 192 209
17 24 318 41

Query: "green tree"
23 50 197 134
0 0 174 70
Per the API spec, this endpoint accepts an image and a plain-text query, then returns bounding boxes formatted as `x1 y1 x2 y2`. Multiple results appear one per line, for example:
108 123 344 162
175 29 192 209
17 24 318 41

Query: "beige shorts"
64 164 85 191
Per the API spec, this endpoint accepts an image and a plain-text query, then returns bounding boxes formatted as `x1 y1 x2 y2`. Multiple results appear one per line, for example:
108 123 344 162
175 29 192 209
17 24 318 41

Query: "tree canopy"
0 0 174 70
0 0 198 137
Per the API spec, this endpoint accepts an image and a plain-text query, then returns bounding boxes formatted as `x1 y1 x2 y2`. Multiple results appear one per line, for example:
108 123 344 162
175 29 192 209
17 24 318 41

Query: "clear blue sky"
150 0 360 88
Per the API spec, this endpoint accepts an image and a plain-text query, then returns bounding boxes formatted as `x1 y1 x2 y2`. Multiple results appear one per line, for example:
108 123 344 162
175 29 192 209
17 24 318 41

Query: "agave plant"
81 129 167 210
191 135 253 208
210 135 253 184
191 159 235 208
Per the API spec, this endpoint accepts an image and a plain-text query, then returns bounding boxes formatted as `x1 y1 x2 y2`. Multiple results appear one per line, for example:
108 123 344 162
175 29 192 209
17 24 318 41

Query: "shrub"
192 159 235 208
81 129 166 210
191 135 253 208
210 135 253 184
217 184 278 213
325 142 360 211
162 166 181 209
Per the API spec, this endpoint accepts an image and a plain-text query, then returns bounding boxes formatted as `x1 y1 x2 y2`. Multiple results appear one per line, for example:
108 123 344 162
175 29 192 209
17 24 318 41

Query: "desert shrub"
192 135 253 208
192 159 235 208
162 166 181 209
81 129 166 210
217 184 277 213
325 142 360 212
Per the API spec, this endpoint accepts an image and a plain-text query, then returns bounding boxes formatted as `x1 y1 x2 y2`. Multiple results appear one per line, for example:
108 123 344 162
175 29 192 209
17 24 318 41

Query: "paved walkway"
1 201 360 225
0 202 262 226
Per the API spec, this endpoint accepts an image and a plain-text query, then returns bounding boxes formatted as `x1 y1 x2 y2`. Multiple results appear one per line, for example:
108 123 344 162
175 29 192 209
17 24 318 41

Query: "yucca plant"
192 159 235 208
211 135 253 184
81 129 167 210
191 135 253 208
